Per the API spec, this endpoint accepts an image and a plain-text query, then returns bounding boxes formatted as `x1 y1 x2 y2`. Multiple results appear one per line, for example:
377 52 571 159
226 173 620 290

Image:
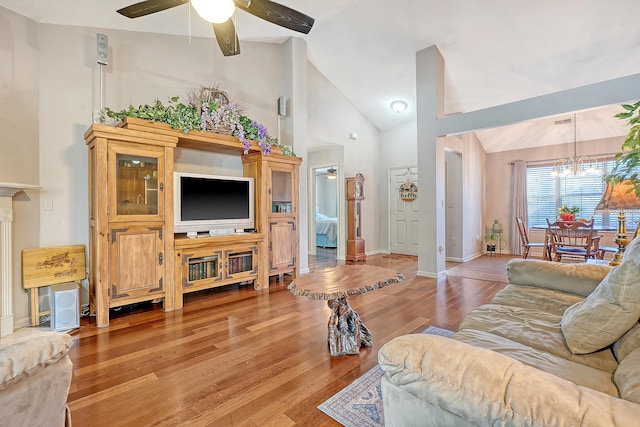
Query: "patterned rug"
318 326 454 427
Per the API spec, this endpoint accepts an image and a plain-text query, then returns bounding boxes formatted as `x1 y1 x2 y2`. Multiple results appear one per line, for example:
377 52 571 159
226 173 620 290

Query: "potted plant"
557 205 580 221
604 101 640 194
485 219 502 253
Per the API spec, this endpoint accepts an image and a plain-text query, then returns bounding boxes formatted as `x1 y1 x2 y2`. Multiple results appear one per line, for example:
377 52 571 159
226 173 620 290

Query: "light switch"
43 199 53 211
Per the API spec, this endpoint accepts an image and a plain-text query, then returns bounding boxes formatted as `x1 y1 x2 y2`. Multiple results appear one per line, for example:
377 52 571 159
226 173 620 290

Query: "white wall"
306 63 381 254
0 8 41 327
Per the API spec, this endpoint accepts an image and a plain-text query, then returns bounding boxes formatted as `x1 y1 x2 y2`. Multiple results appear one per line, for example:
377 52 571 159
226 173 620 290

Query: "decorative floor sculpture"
288 265 404 356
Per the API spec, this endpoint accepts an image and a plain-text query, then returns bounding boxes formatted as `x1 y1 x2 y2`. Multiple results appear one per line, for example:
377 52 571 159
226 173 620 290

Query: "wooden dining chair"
515 216 550 259
598 220 640 259
546 218 597 262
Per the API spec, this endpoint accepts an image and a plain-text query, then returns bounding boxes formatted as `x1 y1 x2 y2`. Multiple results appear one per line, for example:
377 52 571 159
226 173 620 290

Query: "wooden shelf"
120 117 283 156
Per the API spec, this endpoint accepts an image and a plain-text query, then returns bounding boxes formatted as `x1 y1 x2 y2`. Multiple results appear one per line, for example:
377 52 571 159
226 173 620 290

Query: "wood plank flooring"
66 254 514 426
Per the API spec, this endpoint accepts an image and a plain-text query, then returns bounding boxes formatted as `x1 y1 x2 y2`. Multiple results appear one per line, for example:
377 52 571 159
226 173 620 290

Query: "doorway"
312 166 339 260
445 150 463 261
389 166 419 256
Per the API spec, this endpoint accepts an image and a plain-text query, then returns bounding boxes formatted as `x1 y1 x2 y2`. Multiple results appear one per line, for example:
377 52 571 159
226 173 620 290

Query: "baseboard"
366 249 388 256
417 270 437 278
462 252 485 262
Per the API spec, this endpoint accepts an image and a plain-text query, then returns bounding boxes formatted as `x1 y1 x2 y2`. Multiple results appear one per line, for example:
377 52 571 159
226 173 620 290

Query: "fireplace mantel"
0 181 40 337
0 182 40 197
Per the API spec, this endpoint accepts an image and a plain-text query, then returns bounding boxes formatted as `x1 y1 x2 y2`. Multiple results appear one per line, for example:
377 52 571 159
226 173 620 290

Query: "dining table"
533 222 614 261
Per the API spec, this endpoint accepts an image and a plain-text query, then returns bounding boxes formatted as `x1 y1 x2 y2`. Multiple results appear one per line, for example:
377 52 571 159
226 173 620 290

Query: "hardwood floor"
66 254 514 426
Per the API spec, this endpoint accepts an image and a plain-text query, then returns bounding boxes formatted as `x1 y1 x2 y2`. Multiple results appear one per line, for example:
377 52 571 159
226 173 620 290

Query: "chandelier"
550 114 601 177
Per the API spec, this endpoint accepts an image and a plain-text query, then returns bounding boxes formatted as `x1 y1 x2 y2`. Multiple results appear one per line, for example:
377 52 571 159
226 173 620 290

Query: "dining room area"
516 215 622 264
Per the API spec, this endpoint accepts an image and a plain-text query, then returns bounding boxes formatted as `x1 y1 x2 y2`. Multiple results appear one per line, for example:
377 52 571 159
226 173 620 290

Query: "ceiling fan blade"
234 0 314 34
213 20 241 57
117 0 188 19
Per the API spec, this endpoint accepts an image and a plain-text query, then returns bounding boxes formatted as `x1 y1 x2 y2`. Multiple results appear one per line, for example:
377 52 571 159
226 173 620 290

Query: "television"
174 172 254 234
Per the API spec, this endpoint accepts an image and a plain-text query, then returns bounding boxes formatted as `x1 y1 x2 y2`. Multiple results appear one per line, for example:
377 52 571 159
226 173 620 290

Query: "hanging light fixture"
549 113 601 177
191 0 236 24
390 100 408 113
326 167 337 180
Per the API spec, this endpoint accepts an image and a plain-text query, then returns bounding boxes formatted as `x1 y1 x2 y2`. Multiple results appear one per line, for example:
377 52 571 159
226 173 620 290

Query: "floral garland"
102 89 294 156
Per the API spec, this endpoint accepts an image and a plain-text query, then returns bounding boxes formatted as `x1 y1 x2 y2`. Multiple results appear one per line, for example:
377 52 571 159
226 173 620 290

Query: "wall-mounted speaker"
277 96 286 117
97 33 109 65
50 283 80 331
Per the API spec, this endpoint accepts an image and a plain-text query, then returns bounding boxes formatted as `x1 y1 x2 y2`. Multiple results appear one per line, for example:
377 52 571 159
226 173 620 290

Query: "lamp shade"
191 0 235 23
595 180 640 213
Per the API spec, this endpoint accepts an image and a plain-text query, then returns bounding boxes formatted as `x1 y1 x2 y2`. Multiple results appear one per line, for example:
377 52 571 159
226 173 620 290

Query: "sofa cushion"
459 303 618 373
615 348 640 404
614 322 640 363
490 284 584 316
561 260 640 355
379 334 640 426
506 259 611 297
0 330 73 390
453 329 619 396
622 235 640 264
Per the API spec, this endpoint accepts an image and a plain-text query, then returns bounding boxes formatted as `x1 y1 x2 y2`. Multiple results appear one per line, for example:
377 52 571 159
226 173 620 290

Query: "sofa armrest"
506 258 612 297
379 334 640 426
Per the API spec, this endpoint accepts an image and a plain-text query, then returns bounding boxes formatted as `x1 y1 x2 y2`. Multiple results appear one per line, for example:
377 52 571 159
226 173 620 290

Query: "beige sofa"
379 242 640 426
0 329 74 426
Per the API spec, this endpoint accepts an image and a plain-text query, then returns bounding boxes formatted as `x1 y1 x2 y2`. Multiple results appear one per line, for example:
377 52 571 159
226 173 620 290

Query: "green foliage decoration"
101 92 295 156
604 101 640 196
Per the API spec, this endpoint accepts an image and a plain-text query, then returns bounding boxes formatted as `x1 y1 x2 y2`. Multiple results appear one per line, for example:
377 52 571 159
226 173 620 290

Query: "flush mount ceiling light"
390 100 408 113
326 167 337 180
191 0 236 24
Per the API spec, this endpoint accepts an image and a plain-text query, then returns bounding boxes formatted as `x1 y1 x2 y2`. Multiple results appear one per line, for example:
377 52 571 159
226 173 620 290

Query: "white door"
389 167 419 255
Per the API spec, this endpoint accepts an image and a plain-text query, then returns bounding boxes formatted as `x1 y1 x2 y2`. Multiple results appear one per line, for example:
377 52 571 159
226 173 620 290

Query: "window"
526 160 640 229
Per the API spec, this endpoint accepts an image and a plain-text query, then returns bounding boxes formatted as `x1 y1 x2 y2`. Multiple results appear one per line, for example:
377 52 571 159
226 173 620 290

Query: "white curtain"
510 160 527 255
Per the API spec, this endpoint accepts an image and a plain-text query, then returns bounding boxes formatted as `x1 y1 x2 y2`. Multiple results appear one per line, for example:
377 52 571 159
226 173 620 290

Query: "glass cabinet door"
108 143 164 220
271 169 293 214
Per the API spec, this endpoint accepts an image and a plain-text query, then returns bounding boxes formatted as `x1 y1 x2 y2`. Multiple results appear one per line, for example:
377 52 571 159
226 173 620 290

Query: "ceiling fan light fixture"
390 100 408 113
191 0 235 24
326 167 337 180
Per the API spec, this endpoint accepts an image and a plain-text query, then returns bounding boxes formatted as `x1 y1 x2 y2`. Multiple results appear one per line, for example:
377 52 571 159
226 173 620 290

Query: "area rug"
318 326 454 427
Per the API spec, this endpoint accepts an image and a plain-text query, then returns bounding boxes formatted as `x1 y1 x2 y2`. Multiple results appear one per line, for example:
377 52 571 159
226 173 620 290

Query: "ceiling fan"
117 0 315 57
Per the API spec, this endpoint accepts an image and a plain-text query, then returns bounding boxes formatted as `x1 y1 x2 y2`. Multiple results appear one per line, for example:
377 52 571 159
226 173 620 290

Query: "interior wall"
0 8 41 328
306 63 381 254
485 136 624 254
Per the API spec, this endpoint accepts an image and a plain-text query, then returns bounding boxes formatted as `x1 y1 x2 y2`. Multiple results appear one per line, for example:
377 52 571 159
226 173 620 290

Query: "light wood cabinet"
108 224 165 303
243 153 302 286
85 125 176 327
86 119 302 325
174 233 263 308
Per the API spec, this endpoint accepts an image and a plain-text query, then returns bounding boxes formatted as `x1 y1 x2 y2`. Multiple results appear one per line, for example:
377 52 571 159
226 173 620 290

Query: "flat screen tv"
174 172 254 234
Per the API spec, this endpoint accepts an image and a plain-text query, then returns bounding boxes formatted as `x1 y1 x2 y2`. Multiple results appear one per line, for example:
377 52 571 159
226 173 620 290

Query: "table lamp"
595 180 640 266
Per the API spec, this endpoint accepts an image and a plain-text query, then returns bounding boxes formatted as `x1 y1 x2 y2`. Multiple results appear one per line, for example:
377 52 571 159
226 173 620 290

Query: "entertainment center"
85 118 301 327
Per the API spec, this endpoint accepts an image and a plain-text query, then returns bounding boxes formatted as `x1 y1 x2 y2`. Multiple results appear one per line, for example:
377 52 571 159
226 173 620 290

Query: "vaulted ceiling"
2 0 639 152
